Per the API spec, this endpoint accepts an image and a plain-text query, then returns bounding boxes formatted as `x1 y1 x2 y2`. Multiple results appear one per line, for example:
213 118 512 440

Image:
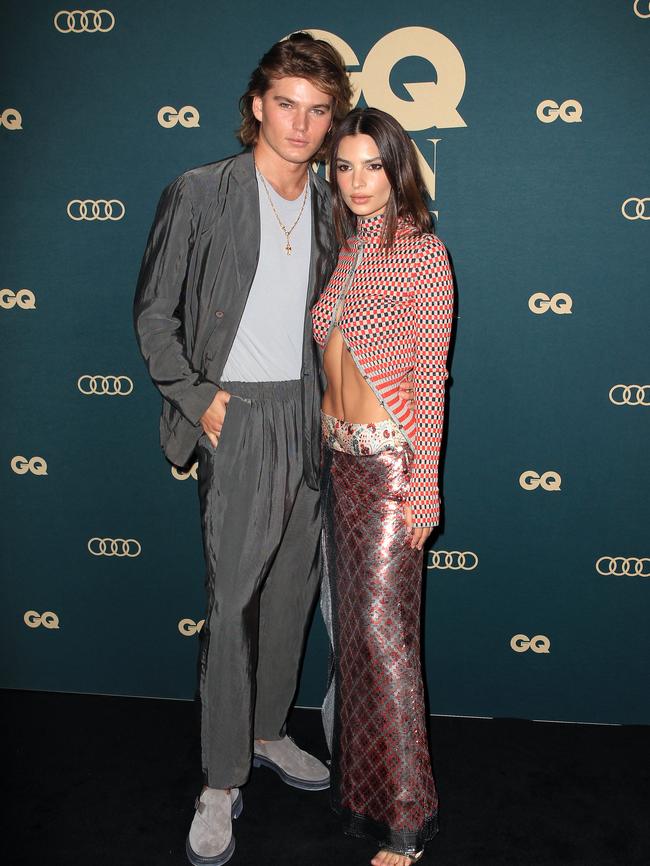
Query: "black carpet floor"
4 690 649 866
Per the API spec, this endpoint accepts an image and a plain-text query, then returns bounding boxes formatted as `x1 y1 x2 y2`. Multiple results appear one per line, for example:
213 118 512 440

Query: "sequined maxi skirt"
320 413 439 854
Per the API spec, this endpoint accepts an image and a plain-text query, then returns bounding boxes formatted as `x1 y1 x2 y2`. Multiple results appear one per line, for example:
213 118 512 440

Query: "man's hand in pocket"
200 390 231 448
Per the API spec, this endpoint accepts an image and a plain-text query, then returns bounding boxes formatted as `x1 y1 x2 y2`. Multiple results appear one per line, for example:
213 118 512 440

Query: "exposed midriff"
321 325 391 424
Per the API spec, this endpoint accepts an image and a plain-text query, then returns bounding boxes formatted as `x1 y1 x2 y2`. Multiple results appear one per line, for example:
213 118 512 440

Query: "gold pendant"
285 241 292 255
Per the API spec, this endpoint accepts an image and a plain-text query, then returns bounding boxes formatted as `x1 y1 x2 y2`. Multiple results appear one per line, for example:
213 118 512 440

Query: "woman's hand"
404 504 432 550
200 390 231 448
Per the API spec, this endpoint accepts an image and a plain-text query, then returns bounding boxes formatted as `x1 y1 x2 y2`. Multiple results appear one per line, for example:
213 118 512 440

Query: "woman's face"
334 133 392 219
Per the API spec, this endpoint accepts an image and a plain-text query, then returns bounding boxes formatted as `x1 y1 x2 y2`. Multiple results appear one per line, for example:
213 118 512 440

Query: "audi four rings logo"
528 293 573 315
77 375 133 395
536 99 583 123
634 1 650 18
10 456 48 476
596 557 650 577
88 538 141 557
67 200 125 221
24 610 60 629
0 289 36 309
427 551 478 570
1 108 22 130
178 618 205 636
608 385 650 406
621 197 650 220
54 9 115 32
519 471 562 491
157 106 200 128
172 463 199 481
510 634 550 653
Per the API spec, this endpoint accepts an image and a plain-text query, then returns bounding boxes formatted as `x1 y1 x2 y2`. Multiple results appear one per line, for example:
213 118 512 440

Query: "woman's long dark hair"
329 107 432 248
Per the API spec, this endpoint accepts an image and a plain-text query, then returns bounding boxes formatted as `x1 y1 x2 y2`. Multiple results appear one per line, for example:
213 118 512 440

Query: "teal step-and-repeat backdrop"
1 1 648 724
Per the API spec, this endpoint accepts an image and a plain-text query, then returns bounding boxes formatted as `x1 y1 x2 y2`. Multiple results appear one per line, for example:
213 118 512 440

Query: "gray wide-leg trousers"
195 380 321 789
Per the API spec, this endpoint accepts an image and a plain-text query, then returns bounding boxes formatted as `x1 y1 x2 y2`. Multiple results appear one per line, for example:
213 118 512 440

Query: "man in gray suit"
134 33 352 866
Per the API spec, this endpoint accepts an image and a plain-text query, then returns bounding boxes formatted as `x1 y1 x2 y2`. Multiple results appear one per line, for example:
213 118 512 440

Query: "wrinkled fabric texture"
196 381 321 788
321 424 438 854
133 150 337 485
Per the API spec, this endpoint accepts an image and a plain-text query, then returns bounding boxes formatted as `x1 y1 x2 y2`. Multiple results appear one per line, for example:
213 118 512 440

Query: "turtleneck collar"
357 211 385 239
356 211 415 242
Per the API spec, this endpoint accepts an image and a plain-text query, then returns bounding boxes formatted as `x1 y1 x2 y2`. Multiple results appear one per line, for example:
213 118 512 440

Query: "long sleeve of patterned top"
408 233 454 526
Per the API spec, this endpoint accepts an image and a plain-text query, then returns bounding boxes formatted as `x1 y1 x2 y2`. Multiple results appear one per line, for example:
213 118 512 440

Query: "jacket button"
215 310 224 318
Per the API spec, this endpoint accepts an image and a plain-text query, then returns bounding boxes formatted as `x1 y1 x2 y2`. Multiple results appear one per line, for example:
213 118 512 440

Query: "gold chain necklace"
255 165 309 255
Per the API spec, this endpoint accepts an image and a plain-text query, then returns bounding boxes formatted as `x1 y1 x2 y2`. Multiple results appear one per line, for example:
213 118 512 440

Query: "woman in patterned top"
312 108 454 866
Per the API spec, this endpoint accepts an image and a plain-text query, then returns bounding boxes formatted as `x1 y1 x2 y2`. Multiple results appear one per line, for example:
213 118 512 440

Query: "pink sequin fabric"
321 413 438 855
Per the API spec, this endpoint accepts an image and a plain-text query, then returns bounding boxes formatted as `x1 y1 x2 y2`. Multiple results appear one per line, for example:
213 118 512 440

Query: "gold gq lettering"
158 106 200 128
172 463 199 481
519 471 562 491
1 108 23 130
178 618 205 636
24 610 60 629
528 293 573 315
510 634 551 653
536 100 583 123
0 289 36 309
10 456 48 476
304 27 468 210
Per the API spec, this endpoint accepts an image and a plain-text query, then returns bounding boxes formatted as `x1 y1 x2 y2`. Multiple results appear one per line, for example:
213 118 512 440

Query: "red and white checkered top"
312 213 454 527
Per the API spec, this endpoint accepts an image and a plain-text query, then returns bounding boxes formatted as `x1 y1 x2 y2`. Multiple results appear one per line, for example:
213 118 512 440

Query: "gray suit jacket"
134 151 337 488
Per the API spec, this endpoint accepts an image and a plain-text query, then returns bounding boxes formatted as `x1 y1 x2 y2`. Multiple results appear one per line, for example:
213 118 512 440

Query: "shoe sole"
185 791 243 866
252 755 330 791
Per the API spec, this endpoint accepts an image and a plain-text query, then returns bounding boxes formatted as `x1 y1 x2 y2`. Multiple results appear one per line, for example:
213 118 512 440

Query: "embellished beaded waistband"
321 411 410 456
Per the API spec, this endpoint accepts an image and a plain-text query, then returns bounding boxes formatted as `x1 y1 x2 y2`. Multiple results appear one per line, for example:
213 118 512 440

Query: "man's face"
252 76 334 165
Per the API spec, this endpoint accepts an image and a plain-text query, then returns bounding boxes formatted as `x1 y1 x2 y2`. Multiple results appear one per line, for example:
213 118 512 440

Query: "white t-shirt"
221 170 312 382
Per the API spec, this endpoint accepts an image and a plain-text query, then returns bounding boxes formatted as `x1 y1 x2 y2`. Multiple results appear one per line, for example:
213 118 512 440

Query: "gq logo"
305 27 466 129
67 200 125 221
428 550 478 570
78 375 133 395
519 471 562 491
178 618 205 636
0 289 36 309
510 634 550 653
172 463 198 481
528 293 572 315
536 99 583 123
1 108 23 130
596 556 650 577
24 610 60 629
609 385 650 406
157 106 200 128
10 456 48 476
88 538 141 557
54 10 115 32
621 197 650 220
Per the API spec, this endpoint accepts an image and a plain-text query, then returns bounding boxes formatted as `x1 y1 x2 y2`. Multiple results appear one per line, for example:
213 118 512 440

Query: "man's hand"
200 390 231 448
404 504 432 551
398 371 415 406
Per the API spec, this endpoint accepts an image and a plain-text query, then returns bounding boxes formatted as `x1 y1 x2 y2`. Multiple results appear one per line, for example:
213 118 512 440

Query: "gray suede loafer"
253 735 330 791
186 787 243 866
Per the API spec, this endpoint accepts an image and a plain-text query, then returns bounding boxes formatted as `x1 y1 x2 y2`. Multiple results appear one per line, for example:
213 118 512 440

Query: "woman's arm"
407 234 454 534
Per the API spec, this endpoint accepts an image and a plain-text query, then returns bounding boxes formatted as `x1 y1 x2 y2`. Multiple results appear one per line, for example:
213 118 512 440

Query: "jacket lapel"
228 151 261 306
